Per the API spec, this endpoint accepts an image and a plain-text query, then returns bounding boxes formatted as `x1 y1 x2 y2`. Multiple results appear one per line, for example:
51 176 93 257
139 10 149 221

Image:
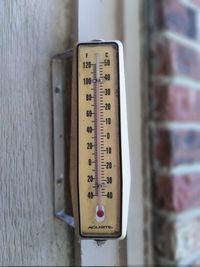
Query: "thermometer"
70 40 131 240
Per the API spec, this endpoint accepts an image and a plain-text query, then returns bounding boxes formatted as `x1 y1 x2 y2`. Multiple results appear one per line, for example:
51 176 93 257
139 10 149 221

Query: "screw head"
55 87 62 94
57 174 64 185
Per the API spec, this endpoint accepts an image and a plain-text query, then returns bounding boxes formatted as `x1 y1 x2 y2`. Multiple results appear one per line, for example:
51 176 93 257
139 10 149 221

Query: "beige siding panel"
0 0 75 265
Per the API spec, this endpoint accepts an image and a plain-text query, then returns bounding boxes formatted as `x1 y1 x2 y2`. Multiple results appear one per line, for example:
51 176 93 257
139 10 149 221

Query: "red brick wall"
149 0 200 265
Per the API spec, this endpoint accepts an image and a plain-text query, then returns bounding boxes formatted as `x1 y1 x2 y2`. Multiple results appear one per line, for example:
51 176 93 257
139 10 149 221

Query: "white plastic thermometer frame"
76 40 131 240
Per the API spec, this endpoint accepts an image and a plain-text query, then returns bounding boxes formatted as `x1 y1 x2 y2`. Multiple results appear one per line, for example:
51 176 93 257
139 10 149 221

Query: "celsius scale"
52 40 131 241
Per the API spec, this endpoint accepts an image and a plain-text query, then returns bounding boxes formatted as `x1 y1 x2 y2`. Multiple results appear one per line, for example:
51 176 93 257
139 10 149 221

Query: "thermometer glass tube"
77 42 122 238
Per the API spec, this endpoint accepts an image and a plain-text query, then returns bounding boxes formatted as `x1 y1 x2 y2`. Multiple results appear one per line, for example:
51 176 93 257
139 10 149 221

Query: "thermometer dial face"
77 42 122 238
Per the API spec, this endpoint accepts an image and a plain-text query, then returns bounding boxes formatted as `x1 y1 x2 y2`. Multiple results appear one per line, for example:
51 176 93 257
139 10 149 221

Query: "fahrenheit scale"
71 40 130 240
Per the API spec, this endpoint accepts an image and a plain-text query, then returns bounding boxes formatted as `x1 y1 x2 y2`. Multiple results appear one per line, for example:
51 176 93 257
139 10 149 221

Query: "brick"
150 0 200 264
155 215 200 260
155 173 200 212
152 37 200 81
152 37 171 75
153 85 200 122
154 129 200 166
156 0 197 38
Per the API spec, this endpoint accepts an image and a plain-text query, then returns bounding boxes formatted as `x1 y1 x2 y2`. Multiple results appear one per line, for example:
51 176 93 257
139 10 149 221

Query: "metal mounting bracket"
51 49 74 227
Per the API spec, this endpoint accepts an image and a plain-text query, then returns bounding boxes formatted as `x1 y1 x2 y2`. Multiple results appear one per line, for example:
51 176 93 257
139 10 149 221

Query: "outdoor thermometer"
69 40 131 240
52 40 130 241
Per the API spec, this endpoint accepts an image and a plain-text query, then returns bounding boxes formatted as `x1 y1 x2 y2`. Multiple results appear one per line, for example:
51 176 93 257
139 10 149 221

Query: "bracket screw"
55 87 62 94
57 174 64 185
